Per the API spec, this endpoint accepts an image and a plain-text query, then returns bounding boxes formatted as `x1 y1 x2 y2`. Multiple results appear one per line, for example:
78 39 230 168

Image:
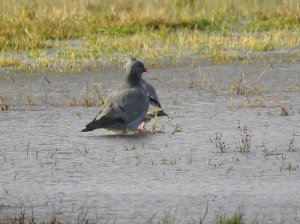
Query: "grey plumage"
124 57 168 121
141 78 161 108
81 59 149 132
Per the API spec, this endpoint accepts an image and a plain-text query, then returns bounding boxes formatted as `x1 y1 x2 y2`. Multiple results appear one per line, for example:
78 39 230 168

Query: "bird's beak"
123 64 126 69
144 67 147 73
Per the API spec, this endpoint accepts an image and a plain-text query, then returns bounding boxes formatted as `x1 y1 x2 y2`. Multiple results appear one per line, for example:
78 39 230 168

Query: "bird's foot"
137 122 154 134
138 122 145 130
136 128 151 134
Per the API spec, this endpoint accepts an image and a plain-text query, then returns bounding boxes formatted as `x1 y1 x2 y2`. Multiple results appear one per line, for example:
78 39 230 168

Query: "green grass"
216 212 245 224
0 0 300 70
1 208 247 224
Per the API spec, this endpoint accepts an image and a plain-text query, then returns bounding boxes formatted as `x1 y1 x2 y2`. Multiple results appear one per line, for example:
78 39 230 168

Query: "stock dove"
124 57 168 128
81 59 149 133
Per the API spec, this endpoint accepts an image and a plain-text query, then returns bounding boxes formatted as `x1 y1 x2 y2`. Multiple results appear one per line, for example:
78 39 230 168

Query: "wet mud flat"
0 60 300 223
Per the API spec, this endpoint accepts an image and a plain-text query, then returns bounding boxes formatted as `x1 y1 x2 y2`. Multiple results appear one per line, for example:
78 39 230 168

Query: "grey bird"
81 59 149 133
124 57 168 126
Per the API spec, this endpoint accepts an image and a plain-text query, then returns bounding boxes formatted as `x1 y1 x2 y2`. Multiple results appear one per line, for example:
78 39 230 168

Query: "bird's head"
124 57 147 77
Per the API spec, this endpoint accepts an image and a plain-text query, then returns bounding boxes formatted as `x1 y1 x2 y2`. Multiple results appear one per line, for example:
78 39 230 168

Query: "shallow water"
0 60 300 223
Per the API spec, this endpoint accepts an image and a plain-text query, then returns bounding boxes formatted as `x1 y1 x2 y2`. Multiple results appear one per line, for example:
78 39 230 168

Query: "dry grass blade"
0 96 9 111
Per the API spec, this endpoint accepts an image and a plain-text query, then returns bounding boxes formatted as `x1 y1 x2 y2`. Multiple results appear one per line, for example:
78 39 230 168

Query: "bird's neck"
125 71 141 86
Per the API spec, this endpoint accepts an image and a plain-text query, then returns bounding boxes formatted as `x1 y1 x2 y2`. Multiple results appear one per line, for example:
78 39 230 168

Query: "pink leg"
137 122 150 134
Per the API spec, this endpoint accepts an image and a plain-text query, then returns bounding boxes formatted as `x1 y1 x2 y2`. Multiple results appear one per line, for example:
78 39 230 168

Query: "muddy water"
0 61 300 223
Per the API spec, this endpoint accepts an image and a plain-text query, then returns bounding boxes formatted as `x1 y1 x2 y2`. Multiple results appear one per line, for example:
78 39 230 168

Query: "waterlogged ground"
0 59 300 223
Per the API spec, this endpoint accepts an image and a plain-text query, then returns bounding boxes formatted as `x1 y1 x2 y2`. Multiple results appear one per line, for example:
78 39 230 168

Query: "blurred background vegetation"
0 0 299 69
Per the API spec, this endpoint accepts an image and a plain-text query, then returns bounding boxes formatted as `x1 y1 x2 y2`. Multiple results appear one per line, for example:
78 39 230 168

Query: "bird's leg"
137 122 151 134
137 122 146 132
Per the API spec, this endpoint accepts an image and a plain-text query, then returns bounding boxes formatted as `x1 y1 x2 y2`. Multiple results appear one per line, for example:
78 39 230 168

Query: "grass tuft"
216 211 245 224
0 58 21 67
236 125 251 153
0 96 9 111
66 84 106 107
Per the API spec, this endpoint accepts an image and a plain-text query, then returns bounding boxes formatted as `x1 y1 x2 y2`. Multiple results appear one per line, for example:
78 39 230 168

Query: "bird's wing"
98 88 148 124
142 79 161 108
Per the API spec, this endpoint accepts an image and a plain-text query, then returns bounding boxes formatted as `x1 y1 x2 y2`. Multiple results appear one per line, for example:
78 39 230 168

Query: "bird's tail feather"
81 125 95 132
81 120 99 132
156 110 168 117
81 116 124 132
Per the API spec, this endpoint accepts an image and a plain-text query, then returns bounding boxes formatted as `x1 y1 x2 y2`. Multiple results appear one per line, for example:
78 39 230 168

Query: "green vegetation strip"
0 0 300 70
0 208 247 224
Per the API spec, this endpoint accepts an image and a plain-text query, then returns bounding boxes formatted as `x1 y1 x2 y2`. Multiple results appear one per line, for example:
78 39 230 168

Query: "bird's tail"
81 126 94 132
156 110 168 117
81 119 98 132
